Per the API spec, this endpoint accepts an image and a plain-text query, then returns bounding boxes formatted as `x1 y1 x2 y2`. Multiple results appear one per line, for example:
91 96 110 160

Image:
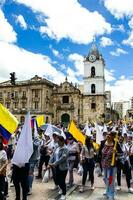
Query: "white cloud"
103 0 133 19
49 45 63 59
123 32 133 47
128 16 133 29
0 41 68 84
15 0 112 44
68 53 84 75
0 9 17 43
15 14 27 30
100 36 114 47
112 24 125 32
60 64 67 70
66 67 80 84
106 78 133 102
104 69 115 82
110 48 128 56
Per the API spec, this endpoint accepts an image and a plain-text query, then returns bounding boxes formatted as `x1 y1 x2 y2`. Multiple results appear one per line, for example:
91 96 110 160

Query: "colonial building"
0 43 107 126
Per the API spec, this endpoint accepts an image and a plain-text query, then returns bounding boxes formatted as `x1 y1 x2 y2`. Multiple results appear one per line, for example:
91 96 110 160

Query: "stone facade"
0 44 107 126
0 75 55 123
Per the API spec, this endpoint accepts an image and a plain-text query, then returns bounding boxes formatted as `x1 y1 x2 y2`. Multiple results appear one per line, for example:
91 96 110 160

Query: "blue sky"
0 0 133 102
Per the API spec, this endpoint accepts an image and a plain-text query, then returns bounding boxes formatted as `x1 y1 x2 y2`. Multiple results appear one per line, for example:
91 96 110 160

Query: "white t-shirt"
0 150 7 174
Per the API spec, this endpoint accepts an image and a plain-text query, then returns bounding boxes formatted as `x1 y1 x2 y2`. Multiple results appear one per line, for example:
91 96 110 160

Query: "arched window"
91 102 96 110
91 84 96 94
91 66 95 77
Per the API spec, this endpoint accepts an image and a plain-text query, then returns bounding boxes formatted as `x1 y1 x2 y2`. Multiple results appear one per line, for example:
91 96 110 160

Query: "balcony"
20 108 27 114
57 103 74 111
21 96 27 102
32 97 40 102
13 97 19 103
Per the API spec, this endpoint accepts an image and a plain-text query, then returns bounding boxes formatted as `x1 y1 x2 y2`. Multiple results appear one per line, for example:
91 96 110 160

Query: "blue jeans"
28 160 38 189
103 167 116 200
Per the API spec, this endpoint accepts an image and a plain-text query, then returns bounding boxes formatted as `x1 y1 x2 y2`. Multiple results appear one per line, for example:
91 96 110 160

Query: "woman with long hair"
79 135 95 192
101 131 117 200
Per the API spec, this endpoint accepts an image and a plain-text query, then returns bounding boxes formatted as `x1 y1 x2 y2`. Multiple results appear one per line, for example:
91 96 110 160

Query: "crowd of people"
0 120 133 200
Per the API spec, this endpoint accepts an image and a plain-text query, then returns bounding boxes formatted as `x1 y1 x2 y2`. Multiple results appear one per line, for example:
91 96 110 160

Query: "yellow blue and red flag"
36 115 45 128
0 103 18 144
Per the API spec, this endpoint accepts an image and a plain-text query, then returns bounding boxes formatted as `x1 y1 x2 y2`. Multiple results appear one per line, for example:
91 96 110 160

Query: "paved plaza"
8 171 133 200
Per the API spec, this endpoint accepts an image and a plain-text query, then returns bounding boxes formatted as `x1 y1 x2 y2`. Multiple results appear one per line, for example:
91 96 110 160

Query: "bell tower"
83 42 105 95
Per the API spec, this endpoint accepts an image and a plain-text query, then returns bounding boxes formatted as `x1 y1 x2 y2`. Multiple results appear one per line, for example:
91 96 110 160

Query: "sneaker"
28 188 32 195
51 185 58 190
90 185 95 190
59 189 62 195
79 186 85 193
128 188 133 193
116 186 121 191
60 195 66 200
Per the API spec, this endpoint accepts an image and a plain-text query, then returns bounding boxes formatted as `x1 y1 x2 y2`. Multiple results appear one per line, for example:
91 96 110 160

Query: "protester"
101 131 117 200
11 112 33 200
79 135 95 192
36 133 51 179
0 138 8 200
28 135 41 195
67 135 79 187
125 135 133 186
116 135 133 193
49 135 68 200
48 132 59 189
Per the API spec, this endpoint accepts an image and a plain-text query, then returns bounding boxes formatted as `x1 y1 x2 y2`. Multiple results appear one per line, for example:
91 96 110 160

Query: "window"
62 96 69 103
15 91 18 98
35 101 39 110
14 102 18 109
91 102 96 110
6 102 10 109
91 84 96 94
35 90 39 97
22 91 26 98
0 92 2 98
7 92 10 98
91 66 95 77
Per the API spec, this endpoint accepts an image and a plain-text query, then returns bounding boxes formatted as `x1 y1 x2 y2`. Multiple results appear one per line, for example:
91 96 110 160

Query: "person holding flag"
101 131 119 200
11 112 33 200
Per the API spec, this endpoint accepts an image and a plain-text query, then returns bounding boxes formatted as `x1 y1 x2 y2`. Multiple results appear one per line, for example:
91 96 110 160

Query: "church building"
0 43 106 126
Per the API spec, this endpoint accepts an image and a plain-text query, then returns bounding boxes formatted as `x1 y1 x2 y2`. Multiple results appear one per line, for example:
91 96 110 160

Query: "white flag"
122 125 127 136
95 123 103 145
34 121 38 137
44 124 53 139
12 112 33 167
84 121 91 137
103 124 108 133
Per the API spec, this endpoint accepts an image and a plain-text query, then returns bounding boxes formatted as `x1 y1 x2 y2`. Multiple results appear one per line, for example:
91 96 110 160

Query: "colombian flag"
36 115 45 128
0 103 18 144
68 120 85 144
